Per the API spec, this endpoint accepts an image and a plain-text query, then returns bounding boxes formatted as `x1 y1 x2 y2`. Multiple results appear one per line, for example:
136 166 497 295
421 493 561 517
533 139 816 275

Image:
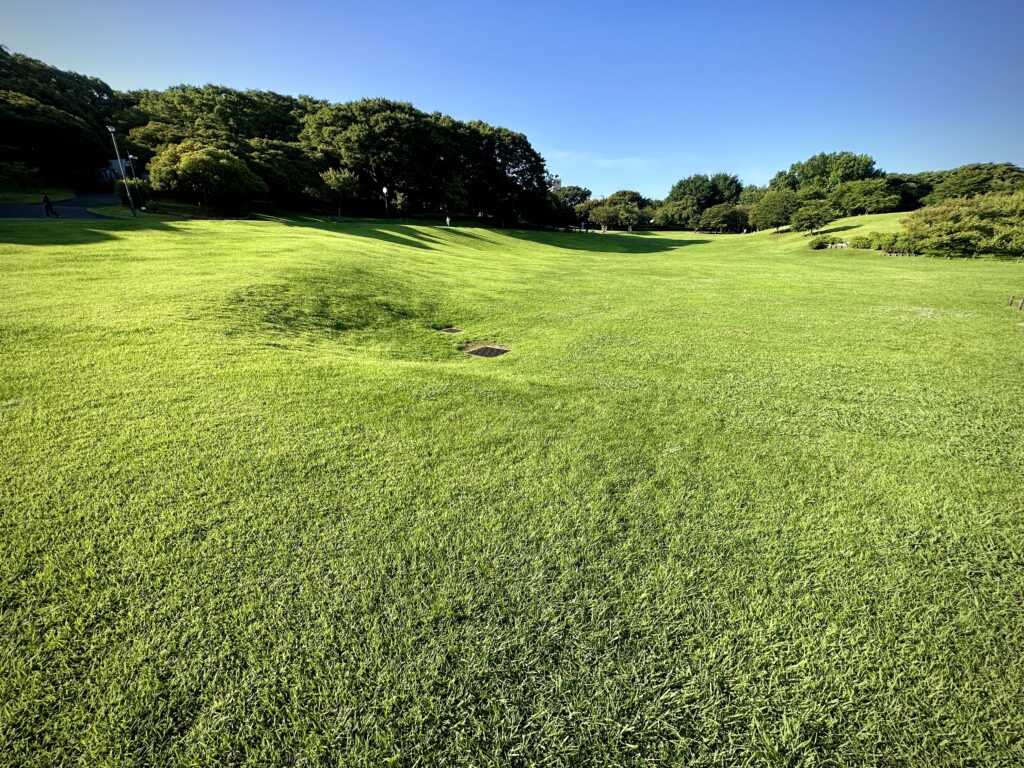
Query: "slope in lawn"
1 214 1023 766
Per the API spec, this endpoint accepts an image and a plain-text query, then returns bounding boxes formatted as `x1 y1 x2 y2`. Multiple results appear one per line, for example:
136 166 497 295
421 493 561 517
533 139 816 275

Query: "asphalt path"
0 193 118 219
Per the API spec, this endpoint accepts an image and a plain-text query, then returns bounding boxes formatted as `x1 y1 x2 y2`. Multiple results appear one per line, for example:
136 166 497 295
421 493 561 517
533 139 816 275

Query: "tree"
904 191 1024 258
320 167 359 216
828 178 900 216
652 198 700 229
748 189 801 231
710 173 743 204
149 141 267 210
666 174 717 210
698 203 748 233
589 204 618 232
923 163 1024 204
790 200 836 233
0 89 108 183
770 152 879 196
739 185 767 205
246 138 323 206
554 185 591 209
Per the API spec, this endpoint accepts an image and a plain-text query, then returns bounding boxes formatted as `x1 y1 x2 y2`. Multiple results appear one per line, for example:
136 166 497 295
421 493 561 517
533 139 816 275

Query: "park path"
0 193 118 220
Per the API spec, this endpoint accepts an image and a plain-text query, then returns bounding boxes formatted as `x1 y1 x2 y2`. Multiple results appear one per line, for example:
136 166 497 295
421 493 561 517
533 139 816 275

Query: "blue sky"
5 0 1023 198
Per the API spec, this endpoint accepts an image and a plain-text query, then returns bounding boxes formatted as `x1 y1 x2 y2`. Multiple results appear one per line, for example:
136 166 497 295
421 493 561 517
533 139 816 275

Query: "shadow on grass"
503 229 711 254
0 217 177 246
817 224 859 235
271 216 711 255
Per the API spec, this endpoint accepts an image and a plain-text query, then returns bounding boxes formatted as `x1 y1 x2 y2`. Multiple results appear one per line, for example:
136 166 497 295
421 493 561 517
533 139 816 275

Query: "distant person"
446 215 451 227
42 195 59 218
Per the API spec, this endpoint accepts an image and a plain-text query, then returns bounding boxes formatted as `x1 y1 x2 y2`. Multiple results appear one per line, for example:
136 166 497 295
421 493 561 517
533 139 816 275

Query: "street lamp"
106 125 136 217
127 155 139 181
382 185 389 220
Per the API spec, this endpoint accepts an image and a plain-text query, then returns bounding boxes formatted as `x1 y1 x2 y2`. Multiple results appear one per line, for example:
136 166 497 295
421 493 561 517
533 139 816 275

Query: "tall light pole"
382 185 389 220
106 125 136 217
127 154 139 181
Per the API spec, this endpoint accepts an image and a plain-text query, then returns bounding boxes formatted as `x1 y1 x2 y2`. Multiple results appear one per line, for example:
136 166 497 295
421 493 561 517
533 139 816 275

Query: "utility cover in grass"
438 326 463 333
466 343 509 358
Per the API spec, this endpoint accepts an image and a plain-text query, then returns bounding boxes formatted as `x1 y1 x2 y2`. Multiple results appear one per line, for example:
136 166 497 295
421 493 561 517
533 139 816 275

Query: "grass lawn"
1 214 1023 766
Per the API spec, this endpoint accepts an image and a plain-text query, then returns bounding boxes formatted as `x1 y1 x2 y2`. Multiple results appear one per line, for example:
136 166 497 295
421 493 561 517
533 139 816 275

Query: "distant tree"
790 200 836 233
246 138 323 206
320 167 359 216
0 89 108 183
828 178 900 216
710 173 743 204
904 191 1024 258
574 198 600 225
923 163 1024 204
589 203 618 232
554 185 591 209
770 152 880 197
748 189 801 231
738 184 767 205
698 203 748 233
149 141 267 210
605 189 648 208
652 198 700 229
666 174 717 210
884 173 934 211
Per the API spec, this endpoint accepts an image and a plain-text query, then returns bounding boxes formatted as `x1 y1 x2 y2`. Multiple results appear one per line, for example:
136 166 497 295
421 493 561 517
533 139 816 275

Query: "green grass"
1 213 1023 766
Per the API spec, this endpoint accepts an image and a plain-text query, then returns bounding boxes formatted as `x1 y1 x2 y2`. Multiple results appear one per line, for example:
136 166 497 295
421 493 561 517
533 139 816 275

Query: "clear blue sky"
5 0 1023 198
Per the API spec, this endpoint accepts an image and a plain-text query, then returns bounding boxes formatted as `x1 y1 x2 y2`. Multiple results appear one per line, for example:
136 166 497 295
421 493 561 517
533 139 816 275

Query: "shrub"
891 234 921 255
808 235 841 250
791 200 836 233
848 236 873 249
115 178 152 208
871 232 897 252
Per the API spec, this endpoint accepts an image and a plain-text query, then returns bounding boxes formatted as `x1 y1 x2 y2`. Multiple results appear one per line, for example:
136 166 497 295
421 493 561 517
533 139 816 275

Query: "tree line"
2 47 1022 255
1 49 551 223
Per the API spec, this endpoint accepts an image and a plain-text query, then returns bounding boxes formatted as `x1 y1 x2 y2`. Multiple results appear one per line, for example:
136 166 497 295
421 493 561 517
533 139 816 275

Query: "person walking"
42 195 60 218
445 215 451 227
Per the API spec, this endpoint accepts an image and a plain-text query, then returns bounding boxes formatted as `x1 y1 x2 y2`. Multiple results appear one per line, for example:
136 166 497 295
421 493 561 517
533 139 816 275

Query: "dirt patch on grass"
465 342 509 358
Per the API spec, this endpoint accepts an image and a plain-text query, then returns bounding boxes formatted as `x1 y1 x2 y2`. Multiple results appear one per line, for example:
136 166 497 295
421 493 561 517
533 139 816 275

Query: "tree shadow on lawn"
0 217 178 247
504 229 711 254
817 224 859 235
267 216 444 251
262 216 710 255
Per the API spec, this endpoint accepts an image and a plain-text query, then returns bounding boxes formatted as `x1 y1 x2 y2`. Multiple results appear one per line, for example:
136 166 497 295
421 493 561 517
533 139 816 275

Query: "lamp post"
127 155 139 181
382 185 389 220
106 125 136 217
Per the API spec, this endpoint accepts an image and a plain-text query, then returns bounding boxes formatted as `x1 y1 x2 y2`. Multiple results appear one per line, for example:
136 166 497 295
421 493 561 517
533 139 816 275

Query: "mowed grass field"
1 211 1023 767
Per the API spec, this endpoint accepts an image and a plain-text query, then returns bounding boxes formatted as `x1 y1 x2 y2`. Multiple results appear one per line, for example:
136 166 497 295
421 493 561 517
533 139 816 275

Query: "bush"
808 235 841 249
848 236 873 249
871 232 897 252
115 178 152 208
891 234 921 255
0 161 41 189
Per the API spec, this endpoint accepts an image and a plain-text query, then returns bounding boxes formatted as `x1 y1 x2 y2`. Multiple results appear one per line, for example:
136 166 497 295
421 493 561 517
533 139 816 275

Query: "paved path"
0 193 118 220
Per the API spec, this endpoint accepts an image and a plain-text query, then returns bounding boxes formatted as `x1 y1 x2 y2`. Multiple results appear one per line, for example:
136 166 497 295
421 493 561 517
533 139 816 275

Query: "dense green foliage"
904 191 1024 258
148 141 268 211
770 151 880 197
791 200 837 233
2 213 1023 765
922 163 1024 204
748 189 802 231
0 49 125 186
3 47 1023 232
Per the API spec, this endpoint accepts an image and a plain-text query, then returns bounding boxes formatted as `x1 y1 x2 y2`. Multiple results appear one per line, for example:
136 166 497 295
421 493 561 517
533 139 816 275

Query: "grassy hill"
2 212 1023 766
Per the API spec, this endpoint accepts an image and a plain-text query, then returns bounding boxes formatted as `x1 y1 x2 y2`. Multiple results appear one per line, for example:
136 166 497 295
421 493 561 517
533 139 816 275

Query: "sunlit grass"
1 213 1022 766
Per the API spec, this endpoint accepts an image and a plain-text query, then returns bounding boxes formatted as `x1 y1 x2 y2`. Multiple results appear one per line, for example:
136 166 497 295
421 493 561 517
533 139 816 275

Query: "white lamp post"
106 125 136 217
382 185 389 219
